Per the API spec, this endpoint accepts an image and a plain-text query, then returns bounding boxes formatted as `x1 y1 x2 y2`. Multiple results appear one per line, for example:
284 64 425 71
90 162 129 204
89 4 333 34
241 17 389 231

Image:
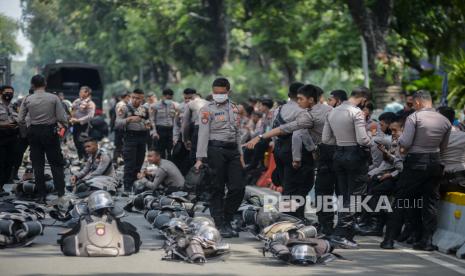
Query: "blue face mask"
164 99 172 105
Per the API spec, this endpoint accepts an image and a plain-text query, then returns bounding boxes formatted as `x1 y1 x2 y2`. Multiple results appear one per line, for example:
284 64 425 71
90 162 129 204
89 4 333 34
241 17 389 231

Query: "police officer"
381 90 451 251
194 77 245 238
151 88 176 159
322 87 371 248
143 150 185 194
315 89 347 235
247 97 274 170
437 107 465 193
70 138 114 184
115 89 151 194
18 75 68 203
249 83 303 193
70 86 96 160
113 92 130 164
171 88 195 175
173 88 194 146
182 89 209 164
245 84 332 220
0 85 19 196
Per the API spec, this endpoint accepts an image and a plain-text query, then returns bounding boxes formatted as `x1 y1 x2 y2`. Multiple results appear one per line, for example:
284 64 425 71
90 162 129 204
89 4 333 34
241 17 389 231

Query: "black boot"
380 224 396 249
413 234 436 251
327 235 359 249
380 239 394 249
405 230 422 245
219 223 235 238
34 195 47 205
357 217 384 236
318 223 334 236
396 223 413 242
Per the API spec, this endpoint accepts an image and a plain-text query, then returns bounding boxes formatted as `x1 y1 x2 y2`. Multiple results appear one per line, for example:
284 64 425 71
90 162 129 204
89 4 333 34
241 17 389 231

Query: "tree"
346 0 393 103
0 14 21 57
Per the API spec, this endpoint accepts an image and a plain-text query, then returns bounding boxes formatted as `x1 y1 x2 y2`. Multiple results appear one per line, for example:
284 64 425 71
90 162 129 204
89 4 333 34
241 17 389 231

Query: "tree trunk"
346 0 395 106
205 0 227 73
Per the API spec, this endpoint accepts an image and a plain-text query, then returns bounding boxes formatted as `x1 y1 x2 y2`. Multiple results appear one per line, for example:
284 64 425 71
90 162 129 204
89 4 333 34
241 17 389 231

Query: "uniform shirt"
113 100 128 130
173 102 186 143
71 97 96 125
399 108 451 153
280 103 333 145
440 127 465 173
322 101 371 147
0 99 18 125
273 100 304 124
196 101 243 158
369 127 391 171
240 116 251 144
308 103 333 145
115 102 151 131
182 97 209 142
368 138 403 177
75 150 114 180
292 129 316 161
255 111 274 135
18 90 68 127
152 100 176 128
148 159 185 190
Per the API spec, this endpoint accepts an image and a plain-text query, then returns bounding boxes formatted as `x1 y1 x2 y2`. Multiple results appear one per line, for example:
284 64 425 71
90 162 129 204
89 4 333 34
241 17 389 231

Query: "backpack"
184 165 213 202
59 212 141 257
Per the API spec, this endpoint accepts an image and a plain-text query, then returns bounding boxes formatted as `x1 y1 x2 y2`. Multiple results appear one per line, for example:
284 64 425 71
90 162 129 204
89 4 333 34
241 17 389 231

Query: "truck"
42 62 105 112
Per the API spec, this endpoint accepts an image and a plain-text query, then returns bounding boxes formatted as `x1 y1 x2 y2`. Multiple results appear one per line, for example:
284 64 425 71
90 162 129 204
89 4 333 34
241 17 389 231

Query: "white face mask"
213 94 228 103
163 99 172 105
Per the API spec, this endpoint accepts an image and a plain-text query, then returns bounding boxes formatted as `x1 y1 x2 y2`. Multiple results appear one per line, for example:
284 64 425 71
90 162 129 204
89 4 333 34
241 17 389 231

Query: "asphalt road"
1 197 465 276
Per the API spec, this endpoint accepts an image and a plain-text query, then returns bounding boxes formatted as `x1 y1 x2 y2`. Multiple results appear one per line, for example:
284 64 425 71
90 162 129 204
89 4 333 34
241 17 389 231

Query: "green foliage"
17 0 465 105
447 50 465 109
404 72 443 101
0 14 21 57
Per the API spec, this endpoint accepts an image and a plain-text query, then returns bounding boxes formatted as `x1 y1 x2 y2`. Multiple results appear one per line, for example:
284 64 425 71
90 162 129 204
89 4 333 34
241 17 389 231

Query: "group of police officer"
1 74 463 251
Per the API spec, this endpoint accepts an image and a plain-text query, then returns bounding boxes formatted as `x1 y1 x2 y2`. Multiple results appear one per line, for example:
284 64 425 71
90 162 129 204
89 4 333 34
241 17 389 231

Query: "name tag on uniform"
214 112 226 122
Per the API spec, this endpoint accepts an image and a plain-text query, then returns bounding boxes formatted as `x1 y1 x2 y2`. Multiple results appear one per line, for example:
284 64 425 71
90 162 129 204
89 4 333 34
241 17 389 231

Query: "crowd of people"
1 74 465 251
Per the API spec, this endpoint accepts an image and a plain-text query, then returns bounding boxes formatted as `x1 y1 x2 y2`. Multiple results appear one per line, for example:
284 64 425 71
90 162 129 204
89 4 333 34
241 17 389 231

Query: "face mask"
213 94 228 103
2 93 13 101
164 99 172 105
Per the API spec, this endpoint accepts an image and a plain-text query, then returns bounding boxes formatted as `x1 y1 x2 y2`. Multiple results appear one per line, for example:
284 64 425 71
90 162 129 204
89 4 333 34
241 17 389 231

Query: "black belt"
209 140 237 149
335 145 361 150
30 124 56 128
156 125 173 130
125 130 149 136
406 152 440 162
407 152 440 158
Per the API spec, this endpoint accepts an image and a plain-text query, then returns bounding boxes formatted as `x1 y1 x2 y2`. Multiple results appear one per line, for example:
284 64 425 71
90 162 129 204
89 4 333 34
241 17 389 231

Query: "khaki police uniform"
112 100 128 163
116 102 151 192
196 100 245 227
18 90 68 197
151 100 176 159
182 97 209 162
0 99 19 192
322 101 371 240
384 108 451 247
71 97 96 159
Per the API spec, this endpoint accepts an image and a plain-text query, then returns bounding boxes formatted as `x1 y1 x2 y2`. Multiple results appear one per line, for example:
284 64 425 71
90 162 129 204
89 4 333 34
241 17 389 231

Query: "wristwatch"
258 134 264 141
